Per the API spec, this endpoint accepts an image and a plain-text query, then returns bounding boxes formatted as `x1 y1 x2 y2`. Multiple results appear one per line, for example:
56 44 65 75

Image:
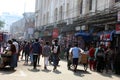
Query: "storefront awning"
75 30 92 42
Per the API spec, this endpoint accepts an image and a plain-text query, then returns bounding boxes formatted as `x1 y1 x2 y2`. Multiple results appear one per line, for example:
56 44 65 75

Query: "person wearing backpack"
105 46 113 73
42 41 51 70
51 39 60 71
96 44 105 73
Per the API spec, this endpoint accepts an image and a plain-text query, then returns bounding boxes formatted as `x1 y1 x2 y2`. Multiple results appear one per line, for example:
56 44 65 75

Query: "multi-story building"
10 18 25 39
35 0 120 46
10 12 35 40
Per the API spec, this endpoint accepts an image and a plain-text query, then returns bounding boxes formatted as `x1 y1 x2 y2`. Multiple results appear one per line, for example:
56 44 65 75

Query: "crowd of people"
0 39 61 71
0 38 120 75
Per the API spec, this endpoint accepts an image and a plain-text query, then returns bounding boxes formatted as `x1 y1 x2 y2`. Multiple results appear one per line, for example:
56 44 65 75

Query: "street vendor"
7 40 17 70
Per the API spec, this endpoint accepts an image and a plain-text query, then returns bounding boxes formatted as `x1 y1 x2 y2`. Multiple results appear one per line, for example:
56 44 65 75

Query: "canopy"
75 31 93 42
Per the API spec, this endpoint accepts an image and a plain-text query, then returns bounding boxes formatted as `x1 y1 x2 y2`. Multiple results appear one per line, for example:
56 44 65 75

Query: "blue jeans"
33 54 38 69
30 53 33 63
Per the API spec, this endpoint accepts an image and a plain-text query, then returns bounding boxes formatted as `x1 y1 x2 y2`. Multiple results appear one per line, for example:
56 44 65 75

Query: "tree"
0 20 5 29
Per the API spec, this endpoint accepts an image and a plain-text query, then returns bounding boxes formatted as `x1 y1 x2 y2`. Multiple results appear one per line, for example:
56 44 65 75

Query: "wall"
35 0 119 29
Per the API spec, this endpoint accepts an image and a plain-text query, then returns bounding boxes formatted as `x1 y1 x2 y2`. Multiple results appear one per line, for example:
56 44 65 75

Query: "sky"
0 0 35 31
0 0 35 16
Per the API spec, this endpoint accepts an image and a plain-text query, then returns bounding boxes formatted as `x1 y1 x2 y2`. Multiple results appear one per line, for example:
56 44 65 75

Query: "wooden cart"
79 53 88 71
0 54 12 68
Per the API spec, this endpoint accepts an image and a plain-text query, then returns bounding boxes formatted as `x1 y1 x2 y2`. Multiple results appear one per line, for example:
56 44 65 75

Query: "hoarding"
52 28 59 38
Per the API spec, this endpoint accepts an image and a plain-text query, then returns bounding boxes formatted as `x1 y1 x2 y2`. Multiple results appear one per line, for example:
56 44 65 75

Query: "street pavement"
0 57 119 80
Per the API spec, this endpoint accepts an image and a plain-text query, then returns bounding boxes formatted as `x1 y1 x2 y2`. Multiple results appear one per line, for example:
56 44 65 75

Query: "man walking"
51 39 60 71
69 42 84 72
31 39 42 69
42 41 51 70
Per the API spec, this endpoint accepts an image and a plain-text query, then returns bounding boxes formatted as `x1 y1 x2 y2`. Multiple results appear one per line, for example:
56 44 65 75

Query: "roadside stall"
75 30 93 50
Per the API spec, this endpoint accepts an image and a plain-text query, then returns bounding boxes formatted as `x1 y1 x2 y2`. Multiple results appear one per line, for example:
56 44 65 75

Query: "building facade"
10 18 25 39
35 0 120 46
10 12 35 40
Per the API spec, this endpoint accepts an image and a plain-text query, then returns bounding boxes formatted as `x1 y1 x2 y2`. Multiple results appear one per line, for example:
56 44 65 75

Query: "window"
115 0 120 2
80 0 83 14
46 12 49 24
89 0 92 10
43 15 45 25
66 3 69 17
55 8 58 21
60 6 63 20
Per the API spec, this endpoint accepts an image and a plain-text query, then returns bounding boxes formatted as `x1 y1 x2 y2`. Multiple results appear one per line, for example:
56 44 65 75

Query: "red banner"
116 24 120 34
52 28 59 38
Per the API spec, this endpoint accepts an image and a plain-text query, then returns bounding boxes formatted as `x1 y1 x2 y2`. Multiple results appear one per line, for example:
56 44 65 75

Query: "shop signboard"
118 11 120 22
116 24 120 34
28 28 34 35
52 28 59 38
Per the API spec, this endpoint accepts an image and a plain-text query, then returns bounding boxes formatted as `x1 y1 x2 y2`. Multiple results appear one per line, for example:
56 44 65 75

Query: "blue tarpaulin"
75 30 93 42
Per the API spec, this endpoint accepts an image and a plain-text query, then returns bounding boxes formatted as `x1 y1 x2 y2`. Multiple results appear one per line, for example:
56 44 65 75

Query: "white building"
35 0 120 29
10 12 35 40
10 18 25 39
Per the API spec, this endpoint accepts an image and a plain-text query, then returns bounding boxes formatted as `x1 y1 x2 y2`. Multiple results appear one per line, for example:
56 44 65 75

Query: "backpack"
43 46 51 57
105 50 112 61
97 48 104 57
53 45 58 53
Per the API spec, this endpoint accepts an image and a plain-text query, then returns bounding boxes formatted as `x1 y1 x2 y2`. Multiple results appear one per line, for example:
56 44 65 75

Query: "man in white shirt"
69 43 84 72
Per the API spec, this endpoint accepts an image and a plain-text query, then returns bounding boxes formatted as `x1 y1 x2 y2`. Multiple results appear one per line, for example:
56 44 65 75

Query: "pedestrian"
65 44 72 70
42 41 51 70
29 41 33 65
8 40 17 70
37 43 42 66
114 48 120 75
69 42 84 72
88 43 95 71
31 39 42 70
24 41 30 65
12 39 19 61
21 41 26 60
104 46 113 73
51 39 60 71
96 44 105 73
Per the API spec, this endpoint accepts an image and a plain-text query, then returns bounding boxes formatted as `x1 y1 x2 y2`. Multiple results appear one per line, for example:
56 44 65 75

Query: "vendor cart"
69 52 88 71
79 53 88 71
0 53 12 68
